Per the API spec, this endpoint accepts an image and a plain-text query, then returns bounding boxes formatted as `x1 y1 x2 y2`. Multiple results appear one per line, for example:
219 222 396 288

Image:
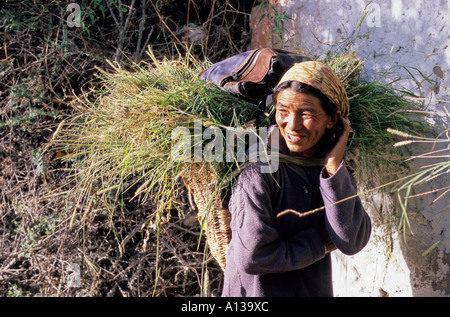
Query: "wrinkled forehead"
278 61 349 118
275 89 323 112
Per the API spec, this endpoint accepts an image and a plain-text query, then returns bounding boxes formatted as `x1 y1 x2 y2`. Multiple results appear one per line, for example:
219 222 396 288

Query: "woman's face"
275 88 338 157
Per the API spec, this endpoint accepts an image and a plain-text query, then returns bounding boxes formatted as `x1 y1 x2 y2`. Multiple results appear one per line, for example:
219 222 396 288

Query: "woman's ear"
327 111 341 129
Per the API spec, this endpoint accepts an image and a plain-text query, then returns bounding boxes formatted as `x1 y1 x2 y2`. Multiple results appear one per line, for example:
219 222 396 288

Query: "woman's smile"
286 132 306 143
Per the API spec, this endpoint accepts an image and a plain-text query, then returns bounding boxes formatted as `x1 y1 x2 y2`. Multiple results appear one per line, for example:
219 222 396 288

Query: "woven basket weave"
181 163 231 271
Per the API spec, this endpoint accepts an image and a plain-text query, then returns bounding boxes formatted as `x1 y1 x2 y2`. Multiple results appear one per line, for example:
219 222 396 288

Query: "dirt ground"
0 0 257 297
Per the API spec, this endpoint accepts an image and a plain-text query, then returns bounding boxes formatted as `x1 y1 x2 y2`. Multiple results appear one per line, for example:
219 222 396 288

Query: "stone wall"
249 0 449 296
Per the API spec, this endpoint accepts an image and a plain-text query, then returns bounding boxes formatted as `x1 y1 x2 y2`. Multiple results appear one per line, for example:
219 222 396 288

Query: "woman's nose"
287 114 303 131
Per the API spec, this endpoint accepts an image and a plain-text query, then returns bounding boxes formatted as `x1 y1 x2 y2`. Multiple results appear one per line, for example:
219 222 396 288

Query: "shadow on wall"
249 0 450 296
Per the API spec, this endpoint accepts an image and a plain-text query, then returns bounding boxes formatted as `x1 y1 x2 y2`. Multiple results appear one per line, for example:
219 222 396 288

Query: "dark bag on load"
199 48 311 108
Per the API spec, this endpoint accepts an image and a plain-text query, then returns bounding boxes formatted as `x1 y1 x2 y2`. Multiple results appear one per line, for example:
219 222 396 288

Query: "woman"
221 61 371 297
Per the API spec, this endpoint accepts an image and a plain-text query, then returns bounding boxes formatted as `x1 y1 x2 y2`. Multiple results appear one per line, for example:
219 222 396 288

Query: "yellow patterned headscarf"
277 61 349 119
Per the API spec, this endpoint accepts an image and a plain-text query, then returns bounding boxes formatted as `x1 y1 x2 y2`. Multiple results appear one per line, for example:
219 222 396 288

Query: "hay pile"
52 50 267 227
51 48 426 273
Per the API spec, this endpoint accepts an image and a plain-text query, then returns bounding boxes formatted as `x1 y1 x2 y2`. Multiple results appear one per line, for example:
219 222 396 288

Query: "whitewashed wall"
249 0 449 296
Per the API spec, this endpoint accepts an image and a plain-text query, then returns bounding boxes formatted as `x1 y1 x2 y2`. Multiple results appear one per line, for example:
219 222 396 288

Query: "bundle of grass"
318 52 428 185
51 48 427 270
51 49 268 233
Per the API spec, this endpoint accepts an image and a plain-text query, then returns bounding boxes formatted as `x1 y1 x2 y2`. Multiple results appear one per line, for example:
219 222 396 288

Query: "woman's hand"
324 117 351 176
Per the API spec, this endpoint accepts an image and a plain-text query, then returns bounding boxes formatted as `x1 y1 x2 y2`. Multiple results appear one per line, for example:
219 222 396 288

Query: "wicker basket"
181 163 231 271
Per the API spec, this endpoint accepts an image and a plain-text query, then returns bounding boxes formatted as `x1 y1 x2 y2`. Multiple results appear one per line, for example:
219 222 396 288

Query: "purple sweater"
221 136 371 297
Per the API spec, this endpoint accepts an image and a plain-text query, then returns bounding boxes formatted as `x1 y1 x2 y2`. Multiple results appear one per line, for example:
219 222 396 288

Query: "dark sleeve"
228 165 327 275
320 162 372 255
